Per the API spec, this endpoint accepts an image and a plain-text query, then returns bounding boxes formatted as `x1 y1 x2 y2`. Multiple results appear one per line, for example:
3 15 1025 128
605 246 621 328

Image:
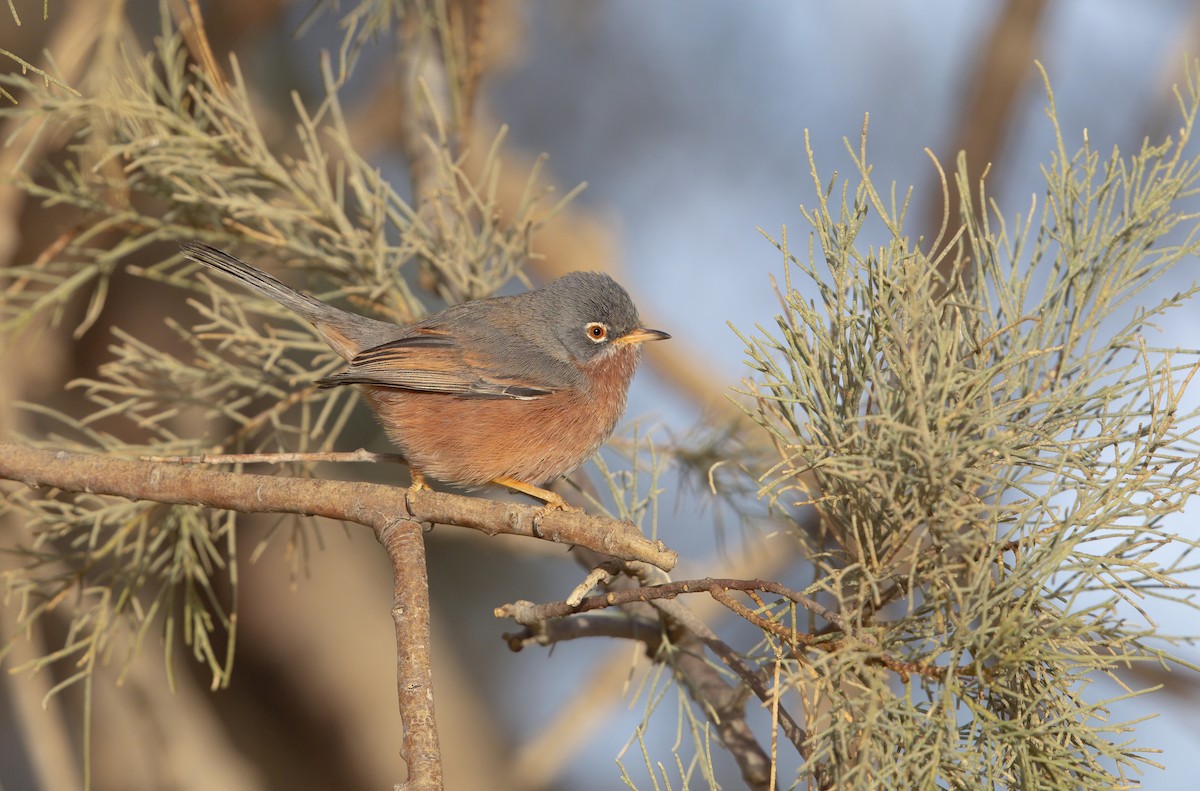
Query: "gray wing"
315 328 567 399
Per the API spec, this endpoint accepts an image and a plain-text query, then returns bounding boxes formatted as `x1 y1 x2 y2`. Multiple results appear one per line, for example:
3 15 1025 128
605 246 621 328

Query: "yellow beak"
612 327 671 346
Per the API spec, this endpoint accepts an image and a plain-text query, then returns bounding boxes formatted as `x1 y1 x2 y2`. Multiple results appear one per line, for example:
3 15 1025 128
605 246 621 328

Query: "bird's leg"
405 469 432 513
492 476 582 516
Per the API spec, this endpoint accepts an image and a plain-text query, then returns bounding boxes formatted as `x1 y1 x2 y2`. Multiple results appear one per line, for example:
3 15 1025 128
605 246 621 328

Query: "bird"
180 242 670 512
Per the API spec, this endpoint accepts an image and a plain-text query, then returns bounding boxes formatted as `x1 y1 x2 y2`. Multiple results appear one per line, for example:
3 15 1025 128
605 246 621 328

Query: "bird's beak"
613 327 671 346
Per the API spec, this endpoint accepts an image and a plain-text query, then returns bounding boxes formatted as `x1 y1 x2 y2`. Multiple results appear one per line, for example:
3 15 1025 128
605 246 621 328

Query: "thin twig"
496 577 807 770
565 562 619 607
497 577 848 635
503 613 662 653
141 448 404 465
709 586 821 647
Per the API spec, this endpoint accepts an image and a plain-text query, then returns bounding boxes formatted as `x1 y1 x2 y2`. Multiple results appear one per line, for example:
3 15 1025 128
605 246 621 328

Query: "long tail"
181 242 396 360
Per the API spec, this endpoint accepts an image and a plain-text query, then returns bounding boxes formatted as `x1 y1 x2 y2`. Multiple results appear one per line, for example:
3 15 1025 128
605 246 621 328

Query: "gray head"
528 271 670 364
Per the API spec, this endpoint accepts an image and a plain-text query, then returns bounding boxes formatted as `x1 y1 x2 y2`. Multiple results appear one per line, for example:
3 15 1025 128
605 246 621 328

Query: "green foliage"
730 69 1200 788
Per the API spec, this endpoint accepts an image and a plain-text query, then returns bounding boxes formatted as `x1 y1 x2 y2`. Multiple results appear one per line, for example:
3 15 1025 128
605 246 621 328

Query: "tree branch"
497 576 844 632
380 518 442 791
497 571 973 760
500 575 969 688
496 572 819 787
499 607 779 790
0 441 679 790
502 612 663 652
0 442 677 571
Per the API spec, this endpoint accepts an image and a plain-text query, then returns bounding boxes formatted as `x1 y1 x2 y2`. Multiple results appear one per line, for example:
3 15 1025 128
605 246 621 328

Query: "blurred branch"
925 0 1047 281
0 590 83 791
168 0 229 93
0 0 108 268
667 628 777 791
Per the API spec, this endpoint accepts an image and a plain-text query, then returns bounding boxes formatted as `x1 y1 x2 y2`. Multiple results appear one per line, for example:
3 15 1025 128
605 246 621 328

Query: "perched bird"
181 242 669 511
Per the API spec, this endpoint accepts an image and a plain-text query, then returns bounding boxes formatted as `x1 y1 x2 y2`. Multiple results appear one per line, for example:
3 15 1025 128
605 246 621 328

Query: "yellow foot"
405 470 432 512
492 476 582 516
531 497 576 524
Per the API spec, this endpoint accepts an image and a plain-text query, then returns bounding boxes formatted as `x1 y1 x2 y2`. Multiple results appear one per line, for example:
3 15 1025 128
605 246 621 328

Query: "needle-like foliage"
729 69 1200 789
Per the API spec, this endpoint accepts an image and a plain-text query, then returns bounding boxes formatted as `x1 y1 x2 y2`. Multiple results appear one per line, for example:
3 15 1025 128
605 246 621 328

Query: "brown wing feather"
316 331 555 399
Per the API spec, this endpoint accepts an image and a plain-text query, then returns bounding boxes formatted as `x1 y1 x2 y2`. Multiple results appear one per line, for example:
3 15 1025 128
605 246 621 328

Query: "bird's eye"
585 322 608 343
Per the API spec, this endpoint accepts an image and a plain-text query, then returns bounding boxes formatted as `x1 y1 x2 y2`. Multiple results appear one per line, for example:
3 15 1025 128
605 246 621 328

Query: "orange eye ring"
585 322 608 342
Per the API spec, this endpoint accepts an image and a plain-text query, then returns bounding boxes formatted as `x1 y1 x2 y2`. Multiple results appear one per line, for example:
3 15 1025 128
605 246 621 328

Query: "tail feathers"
181 242 330 320
181 241 396 360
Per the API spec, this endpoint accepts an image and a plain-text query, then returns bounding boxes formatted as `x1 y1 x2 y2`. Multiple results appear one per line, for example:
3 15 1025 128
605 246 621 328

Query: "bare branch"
497 576 845 633
0 441 679 788
503 613 663 652
499 599 781 791
380 518 442 791
0 442 678 571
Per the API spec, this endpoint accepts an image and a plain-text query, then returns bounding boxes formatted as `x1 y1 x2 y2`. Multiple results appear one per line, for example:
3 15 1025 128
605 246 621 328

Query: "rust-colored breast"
362 345 641 485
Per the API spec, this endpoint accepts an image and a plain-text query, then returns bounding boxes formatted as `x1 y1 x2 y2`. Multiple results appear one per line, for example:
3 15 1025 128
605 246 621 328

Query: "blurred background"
3 1 1200 789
